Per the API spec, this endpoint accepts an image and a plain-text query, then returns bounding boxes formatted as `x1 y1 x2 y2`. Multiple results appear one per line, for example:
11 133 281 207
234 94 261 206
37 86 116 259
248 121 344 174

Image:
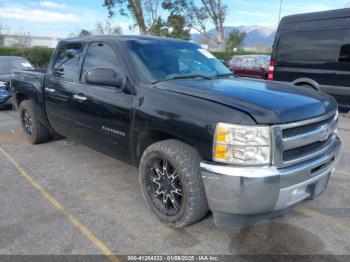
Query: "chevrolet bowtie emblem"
319 124 330 142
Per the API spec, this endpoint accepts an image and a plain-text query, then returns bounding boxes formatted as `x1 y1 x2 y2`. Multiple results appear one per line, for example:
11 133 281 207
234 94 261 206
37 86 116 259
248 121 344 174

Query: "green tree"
163 0 227 50
225 30 246 51
148 17 169 36
103 0 161 35
200 0 227 50
147 15 190 40
167 14 190 40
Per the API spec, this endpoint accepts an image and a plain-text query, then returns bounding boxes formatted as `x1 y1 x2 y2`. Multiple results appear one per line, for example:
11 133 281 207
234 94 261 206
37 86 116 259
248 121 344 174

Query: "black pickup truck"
11 36 341 227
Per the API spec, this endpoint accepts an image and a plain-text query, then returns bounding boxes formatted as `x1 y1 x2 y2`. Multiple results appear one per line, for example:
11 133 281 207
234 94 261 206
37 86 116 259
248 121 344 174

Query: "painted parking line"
0 146 120 262
296 206 350 230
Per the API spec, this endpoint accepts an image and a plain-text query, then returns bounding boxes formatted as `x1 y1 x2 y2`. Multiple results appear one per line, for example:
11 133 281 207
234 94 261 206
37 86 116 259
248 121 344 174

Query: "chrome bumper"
200 137 341 225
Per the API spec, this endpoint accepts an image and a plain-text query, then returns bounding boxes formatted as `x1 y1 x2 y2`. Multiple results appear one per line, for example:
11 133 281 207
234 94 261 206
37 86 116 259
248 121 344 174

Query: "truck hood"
156 77 337 124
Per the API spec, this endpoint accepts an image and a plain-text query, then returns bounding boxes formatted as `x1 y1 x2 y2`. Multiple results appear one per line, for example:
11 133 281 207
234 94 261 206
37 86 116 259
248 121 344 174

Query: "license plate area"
307 173 330 199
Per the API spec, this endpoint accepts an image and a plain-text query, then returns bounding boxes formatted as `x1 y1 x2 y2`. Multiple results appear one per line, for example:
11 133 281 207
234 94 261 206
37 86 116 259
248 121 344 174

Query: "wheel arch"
292 78 320 90
135 129 196 165
14 93 30 110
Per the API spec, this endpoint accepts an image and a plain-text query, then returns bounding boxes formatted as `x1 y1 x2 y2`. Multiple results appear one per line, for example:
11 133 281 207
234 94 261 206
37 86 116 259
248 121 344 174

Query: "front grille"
283 140 329 162
273 111 338 167
282 114 335 138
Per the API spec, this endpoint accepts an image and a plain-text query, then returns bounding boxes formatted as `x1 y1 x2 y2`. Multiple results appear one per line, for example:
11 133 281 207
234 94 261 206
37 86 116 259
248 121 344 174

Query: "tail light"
267 60 275 80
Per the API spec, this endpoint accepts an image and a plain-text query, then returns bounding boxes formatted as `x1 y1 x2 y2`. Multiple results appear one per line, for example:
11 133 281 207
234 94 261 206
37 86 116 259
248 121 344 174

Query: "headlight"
213 122 271 165
0 81 6 88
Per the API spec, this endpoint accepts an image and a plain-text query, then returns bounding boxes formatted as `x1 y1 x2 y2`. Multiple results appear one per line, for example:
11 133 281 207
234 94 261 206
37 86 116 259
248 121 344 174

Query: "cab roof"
60 35 192 44
281 7 350 24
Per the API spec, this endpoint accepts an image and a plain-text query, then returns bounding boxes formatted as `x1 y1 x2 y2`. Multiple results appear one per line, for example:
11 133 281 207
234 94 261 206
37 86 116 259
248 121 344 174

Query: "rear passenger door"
69 42 133 161
45 42 83 137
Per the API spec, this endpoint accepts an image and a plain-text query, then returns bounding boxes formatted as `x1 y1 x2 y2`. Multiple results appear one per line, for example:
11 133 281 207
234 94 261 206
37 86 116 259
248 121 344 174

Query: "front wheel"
139 139 208 228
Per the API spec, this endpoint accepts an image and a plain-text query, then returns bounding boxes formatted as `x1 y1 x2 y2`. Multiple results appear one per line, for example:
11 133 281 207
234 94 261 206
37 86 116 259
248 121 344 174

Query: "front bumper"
0 96 12 107
201 137 341 226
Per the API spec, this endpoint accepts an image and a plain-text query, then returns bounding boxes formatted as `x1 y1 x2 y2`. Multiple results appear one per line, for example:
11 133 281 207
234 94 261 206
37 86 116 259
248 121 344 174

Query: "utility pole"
278 0 283 22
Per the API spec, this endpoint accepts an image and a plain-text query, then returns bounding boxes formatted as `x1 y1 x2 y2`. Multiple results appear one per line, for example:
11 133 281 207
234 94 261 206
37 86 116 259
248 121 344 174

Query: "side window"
242 57 254 69
277 29 345 62
53 43 83 81
81 42 121 82
230 57 242 67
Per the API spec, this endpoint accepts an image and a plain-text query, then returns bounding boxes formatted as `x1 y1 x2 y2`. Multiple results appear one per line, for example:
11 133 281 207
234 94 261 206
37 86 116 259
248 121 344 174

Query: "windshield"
126 39 231 82
0 57 33 74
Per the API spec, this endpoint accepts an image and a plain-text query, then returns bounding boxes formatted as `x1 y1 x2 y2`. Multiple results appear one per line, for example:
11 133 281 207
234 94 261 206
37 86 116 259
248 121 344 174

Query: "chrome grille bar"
282 115 337 150
272 110 338 168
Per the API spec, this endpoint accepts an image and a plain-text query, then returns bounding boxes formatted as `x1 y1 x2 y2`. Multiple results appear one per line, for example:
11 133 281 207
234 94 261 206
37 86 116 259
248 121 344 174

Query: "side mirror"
85 68 124 88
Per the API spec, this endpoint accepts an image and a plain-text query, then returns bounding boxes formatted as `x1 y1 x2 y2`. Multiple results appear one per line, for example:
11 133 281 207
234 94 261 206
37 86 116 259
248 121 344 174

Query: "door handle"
45 87 56 93
73 94 87 102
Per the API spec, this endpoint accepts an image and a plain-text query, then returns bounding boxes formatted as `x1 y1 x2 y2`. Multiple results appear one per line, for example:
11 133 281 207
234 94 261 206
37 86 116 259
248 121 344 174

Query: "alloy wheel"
146 158 184 216
22 110 32 135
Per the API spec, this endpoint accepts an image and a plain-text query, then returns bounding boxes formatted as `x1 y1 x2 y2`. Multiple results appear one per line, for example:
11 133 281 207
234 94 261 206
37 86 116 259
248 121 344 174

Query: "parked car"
227 55 270 79
11 36 341 227
0 88 12 108
269 8 350 111
0 56 34 107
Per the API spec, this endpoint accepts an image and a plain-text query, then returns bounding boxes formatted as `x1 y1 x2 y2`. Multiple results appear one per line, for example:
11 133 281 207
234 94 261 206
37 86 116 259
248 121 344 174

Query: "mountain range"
191 25 277 48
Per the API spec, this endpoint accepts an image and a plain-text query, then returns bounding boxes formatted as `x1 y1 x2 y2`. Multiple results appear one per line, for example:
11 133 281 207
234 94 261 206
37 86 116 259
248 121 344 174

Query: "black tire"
19 100 49 144
139 139 208 228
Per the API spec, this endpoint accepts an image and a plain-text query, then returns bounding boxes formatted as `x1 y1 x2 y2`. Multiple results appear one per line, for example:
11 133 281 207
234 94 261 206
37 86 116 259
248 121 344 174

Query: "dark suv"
269 8 350 111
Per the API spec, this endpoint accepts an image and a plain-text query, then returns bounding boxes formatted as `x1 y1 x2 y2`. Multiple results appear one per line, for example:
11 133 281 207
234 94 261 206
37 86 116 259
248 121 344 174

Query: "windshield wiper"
152 74 213 84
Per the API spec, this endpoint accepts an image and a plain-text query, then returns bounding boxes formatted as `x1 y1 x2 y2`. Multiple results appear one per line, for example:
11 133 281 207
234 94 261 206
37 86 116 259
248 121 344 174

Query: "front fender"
132 85 256 161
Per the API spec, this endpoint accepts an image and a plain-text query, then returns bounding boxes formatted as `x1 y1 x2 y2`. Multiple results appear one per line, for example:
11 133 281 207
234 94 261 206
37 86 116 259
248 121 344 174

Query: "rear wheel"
139 139 208 228
19 100 49 144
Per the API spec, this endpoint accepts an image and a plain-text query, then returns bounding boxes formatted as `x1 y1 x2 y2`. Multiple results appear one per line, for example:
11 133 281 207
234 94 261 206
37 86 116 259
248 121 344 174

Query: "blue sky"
0 0 349 37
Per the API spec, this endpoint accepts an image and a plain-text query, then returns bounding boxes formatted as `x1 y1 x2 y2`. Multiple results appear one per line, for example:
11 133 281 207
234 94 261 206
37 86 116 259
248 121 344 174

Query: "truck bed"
11 69 47 96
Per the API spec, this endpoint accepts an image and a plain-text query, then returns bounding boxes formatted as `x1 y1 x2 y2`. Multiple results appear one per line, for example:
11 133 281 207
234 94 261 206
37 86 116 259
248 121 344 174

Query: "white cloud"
38 1 67 8
0 6 83 23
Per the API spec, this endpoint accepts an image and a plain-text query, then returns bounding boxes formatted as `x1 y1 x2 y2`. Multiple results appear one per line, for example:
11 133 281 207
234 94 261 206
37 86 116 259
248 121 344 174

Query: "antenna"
278 0 283 22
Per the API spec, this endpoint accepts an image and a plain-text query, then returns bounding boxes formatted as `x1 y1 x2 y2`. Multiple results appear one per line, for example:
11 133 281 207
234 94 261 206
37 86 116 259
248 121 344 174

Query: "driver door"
68 42 133 161
45 42 83 138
